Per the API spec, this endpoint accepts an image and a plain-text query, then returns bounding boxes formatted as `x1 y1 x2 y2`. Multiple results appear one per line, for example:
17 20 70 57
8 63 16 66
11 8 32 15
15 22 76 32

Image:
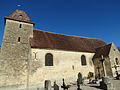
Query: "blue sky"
0 0 120 47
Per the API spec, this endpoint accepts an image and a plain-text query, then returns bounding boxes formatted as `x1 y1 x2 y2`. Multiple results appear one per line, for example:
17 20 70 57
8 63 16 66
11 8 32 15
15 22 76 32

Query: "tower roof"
5 9 34 24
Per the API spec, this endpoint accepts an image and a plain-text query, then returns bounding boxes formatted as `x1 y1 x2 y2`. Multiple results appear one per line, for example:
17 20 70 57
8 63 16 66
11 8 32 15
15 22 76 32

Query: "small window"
72 65 74 70
81 55 87 66
45 53 53 66
18 15 23 20
115 58 119 65
19 24 22 28
18 37 20 42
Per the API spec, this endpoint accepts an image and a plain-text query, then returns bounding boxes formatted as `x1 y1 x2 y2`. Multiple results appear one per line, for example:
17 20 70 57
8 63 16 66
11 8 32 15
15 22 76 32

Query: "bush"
87 72 94 79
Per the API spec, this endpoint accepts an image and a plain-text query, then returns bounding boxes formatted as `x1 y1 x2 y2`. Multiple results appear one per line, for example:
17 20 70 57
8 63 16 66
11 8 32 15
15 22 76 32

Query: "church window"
45 53 53 66
19 24 22 28
115 58 119 65
18 15 23 20
81 55 87 66
18 37 20 42
72 65 74 70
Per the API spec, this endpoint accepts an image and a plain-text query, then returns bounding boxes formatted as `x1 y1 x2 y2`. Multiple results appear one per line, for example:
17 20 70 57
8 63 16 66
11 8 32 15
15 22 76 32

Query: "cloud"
17 5 21 7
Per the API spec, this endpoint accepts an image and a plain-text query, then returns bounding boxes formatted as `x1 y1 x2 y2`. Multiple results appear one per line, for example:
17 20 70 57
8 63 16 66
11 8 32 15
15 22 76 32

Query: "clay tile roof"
5 9 34 24
29 29 106 53
93 43 112 59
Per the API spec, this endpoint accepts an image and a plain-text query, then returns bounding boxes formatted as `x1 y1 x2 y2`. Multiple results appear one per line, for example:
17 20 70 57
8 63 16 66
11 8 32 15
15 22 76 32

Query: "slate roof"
93 43 112 59
29 29 106 53
5 9 34 24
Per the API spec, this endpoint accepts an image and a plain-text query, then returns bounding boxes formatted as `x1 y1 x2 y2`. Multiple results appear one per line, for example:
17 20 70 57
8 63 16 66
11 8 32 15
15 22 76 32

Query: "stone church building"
0 9 119 89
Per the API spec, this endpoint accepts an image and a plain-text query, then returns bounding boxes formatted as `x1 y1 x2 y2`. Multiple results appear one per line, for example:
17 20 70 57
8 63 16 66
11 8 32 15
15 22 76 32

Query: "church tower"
1 9 34 60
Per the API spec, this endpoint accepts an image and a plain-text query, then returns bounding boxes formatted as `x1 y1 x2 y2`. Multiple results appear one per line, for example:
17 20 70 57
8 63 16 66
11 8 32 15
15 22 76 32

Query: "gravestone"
54 81 60 90
100 77 114 90
44 80 51 90
78 72 83 84
77 79 82 90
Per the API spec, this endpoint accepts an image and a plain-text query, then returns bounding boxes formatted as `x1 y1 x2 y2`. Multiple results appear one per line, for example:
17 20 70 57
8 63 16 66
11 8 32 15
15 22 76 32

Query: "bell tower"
1 9 34 60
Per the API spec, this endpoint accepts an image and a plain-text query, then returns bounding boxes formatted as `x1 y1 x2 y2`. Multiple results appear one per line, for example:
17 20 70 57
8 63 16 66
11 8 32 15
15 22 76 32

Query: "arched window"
81 55 87 66
115 58 119 65
45 53 53 66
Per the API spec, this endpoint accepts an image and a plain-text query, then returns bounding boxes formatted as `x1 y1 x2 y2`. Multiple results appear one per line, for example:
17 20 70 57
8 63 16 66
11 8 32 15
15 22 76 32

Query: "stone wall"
93 43 120 78
1 19 33 59
29 48 95 87
0 48 95 89
109 43 120 77
0 19 33 89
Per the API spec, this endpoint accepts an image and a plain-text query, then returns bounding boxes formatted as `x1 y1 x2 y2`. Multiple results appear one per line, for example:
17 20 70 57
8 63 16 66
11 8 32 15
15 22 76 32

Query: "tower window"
19 24 22 28
115 58 119 65
81 55 87 66
45 53 53 66
18 37 20 42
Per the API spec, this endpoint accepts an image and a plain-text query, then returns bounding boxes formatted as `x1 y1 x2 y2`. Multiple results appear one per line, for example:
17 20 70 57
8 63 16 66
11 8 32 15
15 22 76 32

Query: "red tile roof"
93 43 112 59
5 9 34 24
29 29 106 53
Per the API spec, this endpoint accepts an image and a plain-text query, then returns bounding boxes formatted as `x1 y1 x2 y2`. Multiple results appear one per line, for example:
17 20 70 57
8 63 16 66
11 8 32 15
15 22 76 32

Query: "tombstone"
61 78 70 90
77 72 83 84
54 81 60 90
44 80 51 90
77 79 82 90
100 77 114 90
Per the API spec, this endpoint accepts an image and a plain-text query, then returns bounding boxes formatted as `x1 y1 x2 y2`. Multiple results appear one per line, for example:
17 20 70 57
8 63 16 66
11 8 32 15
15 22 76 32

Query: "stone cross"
100 55 107 77
96 65 101 79
61 78 69 90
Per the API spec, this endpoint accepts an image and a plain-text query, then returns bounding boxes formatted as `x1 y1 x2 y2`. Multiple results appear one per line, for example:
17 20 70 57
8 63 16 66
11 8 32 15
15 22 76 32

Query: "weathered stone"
100 77 114 90
93 43 120 78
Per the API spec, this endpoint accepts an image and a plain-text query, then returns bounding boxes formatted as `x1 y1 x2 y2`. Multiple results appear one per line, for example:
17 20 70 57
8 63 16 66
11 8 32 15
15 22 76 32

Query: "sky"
0 0 120 47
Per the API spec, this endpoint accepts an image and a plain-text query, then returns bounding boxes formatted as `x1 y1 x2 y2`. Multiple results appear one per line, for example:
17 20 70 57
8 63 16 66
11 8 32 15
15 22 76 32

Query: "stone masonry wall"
1 19 33 59
29 48 95 88
0 19 33 89
93 43 120 78
109 43 120 77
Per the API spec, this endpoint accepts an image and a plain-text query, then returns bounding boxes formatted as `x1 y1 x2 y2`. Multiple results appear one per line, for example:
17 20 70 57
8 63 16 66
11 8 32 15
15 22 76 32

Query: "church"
0 9 119 89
